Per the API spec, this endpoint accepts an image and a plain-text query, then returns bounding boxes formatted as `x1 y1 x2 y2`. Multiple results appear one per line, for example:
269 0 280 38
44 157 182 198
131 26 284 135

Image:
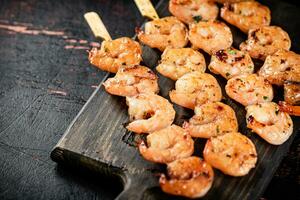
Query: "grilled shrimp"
220 1 271 33
215 0 254 3
279 101 300 116
169 0 219 24
138 125 194 163
183 102 238 138
156 48 206 80
240 26 291 60
126 93 175 134
170 72 222 109
203 132 257 176
137 16 188 51
284 81 300 105
208 48 254 79
159 157 214 198
88 37 142 73
225 74 273 106
189 20 233 55
258 49 300 86
246 102 293 145
103 65 159 96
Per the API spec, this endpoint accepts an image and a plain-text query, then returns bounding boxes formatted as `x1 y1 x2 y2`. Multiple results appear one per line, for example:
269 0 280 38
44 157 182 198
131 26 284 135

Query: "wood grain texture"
0 0 299 199
0 0 150 199
51 0 300 200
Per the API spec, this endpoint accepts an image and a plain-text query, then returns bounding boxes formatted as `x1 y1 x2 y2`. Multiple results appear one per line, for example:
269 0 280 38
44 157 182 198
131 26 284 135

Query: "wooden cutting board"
51 0 300 199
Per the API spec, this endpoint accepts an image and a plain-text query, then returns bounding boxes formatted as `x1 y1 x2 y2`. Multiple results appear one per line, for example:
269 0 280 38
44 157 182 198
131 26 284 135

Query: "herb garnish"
228 49 236 55
193 15 202 23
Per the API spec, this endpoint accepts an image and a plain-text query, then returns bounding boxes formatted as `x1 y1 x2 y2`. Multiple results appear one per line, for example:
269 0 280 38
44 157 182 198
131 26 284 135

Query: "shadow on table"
55 163 123 199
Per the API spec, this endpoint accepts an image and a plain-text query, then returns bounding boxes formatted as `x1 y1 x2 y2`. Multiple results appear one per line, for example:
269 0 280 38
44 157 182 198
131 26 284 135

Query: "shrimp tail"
279 101 300 116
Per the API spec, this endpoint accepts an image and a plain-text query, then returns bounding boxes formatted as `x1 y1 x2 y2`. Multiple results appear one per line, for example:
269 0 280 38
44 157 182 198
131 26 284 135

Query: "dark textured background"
0 0 299 199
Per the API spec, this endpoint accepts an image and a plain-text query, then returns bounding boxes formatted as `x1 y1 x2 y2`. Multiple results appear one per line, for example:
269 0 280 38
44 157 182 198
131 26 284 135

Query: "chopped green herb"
263 96 268 100
104 47 109 52
216 125 220 134
193 15 202 23
248 65 253 69
228 49 236 55
154 24 161 29
226 72 231 77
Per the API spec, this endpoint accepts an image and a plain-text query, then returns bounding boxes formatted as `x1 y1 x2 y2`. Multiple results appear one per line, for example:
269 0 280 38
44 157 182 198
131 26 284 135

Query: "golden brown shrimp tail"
279 101 300 116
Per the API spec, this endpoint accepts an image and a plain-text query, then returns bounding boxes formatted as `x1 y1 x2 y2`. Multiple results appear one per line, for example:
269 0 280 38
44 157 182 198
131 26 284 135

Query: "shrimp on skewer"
159 157 214 198
88 37 142 73
169 0 218 24
221 1 271 33
126 93 175 134
189 20 233 55
284 81 300 105
258 49 300 86
103 65 159 96
208 47 254 80
279 101 300 116
156 48 206 80
183 102 238 138
215 0 254 3
170 72 222 109
225 74 273 106
240 26 291 60
203 132 257 176
246 102 293 145
137 16 188 51
138 125 194 163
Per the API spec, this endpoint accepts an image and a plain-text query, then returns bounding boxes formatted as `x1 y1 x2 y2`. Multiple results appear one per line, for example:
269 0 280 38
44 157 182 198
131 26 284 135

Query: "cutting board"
51 0 300 199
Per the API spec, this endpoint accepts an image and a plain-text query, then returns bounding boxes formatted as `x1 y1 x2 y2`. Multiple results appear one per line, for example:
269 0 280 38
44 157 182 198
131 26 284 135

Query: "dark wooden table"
0 0 299 199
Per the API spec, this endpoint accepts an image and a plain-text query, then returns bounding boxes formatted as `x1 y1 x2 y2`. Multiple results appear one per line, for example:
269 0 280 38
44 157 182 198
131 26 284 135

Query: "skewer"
84 11 143 73
134 0 159 20
84 12 112 41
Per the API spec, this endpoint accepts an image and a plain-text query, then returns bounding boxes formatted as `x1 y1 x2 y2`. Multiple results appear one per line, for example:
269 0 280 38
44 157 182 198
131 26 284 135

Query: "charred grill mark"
201 171 210 179
247 115 254 124
143 110 155 119
228 4 235 12
250 153 257 158
216 105 224 111
250 30 259 42
122 65 139 71
215 50 228 62
234 55 245 62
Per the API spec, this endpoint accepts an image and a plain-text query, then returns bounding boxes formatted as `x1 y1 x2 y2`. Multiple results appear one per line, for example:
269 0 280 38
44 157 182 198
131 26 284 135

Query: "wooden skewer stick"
84 12 112 41
134 0 159 20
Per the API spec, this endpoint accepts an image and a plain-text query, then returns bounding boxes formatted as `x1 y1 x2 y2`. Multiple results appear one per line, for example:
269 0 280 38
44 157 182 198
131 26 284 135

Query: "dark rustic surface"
0 0 299 199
